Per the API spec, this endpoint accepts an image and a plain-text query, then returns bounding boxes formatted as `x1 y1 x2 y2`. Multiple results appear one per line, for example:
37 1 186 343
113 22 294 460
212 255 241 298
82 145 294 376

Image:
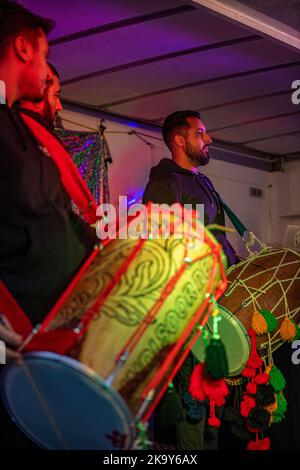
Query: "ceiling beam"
211 138 276 161
242 130 300 145
285 152 300 162
61 34 261 86
49 5 196 46
186 0 300 51
95 60 300 108
153 89 291 122
210 111 300 133
211 147 275 171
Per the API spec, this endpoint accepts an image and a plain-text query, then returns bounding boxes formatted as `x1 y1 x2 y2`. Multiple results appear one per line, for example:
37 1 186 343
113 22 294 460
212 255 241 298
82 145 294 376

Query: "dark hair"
162 110 201 150
48 62 59 79
0 0 55 59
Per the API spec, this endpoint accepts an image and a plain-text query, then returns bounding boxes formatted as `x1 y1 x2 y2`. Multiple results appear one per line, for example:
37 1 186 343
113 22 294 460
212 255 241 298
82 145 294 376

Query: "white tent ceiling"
21 0 300 170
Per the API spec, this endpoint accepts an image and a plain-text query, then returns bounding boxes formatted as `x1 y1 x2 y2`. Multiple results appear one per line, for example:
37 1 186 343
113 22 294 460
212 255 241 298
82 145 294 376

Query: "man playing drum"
143 110 239 450
0 1 97 449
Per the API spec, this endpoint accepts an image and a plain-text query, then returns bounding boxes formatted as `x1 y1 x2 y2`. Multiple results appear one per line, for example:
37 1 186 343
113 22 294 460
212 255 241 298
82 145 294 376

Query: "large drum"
193 247 300 376
1 211 227 449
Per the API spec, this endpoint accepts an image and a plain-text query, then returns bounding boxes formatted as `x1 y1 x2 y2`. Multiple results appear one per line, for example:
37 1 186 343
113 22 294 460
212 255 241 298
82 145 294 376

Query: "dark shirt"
143 158 238 267
0 105 96 324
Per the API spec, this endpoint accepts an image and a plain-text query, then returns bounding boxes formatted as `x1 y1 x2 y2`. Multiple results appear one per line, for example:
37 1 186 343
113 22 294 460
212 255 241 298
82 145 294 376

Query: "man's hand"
0 315 23 361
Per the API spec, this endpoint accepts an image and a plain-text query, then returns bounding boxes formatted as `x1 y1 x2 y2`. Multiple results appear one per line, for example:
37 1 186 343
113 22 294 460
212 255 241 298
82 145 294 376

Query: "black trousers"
153 354 221 450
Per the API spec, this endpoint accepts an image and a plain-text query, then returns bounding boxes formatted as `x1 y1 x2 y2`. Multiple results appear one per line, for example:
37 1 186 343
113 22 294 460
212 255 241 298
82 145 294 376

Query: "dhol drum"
1 209 227 449
192 247 300 376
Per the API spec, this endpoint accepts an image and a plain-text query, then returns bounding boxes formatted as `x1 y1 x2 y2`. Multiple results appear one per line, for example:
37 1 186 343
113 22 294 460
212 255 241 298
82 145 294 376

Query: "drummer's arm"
68 210 98 251
61 187 98 251
0 316 22 361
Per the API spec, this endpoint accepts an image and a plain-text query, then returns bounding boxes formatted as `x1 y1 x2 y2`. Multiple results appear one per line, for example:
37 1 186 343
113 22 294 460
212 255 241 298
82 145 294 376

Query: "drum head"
192 306 251 376
1 352 135 450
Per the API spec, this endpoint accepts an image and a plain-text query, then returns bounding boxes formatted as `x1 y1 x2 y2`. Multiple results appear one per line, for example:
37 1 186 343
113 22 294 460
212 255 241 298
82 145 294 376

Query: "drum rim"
192 305 251 377
215 305 251 376
1 351 135 450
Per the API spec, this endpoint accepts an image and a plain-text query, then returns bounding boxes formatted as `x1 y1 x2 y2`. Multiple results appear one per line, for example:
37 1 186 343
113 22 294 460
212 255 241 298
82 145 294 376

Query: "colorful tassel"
256 384 276 408
240 394 256 418
293 321 300 340
202 373 229 406
272 410 285 423
245 329 263 369
252 310 268 335
207 415 221 427
247 435 270 450
242 366 257 378
259 309 278 333
272 393 287 423
276 392 287 415
189 363 229 404
247 407 271 431
160 382 184 426
189 363 206 401
205 337 229 379
183 392 207 421
269 366 286 392
280 317 297 341
265 364 272 375
205 313 229 379
264 393 277 414
246 380 257 395
208 401 221 428
255 371 269 385
189 363 229 428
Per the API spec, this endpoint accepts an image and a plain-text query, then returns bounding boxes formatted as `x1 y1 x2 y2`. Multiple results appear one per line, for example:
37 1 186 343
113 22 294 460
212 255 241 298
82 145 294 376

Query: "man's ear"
13 36 33 63
174 134 185 148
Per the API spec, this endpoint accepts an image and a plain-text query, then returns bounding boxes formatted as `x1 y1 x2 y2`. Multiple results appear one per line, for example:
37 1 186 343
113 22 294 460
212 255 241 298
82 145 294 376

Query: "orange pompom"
252 310 268 335
280 317 297 341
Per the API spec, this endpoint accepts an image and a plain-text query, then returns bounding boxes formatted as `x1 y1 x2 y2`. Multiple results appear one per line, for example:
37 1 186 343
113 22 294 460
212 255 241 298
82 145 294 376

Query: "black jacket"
143 158 238 267
0 105 96 324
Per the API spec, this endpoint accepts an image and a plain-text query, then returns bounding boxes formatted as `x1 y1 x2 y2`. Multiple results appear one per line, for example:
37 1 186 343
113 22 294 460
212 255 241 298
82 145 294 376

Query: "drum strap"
198 174 248 238
20 112 98 225
213 191 248 238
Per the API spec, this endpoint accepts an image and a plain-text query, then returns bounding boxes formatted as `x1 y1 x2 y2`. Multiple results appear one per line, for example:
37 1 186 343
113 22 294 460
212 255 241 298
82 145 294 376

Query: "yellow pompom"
251 309 268 335
280 317 297 341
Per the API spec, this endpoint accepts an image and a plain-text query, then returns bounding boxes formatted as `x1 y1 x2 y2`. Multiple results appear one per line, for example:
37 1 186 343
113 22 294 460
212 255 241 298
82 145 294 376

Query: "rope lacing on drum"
225 248 300 354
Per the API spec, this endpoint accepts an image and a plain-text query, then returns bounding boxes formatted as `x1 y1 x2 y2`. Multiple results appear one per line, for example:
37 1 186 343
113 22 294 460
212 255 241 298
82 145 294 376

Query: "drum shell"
220 248 300 355
46 233 226 415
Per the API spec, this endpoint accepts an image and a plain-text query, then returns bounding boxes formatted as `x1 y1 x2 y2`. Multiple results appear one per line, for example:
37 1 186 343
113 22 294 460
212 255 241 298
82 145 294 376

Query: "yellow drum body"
47 229 227 413
2 212 228 449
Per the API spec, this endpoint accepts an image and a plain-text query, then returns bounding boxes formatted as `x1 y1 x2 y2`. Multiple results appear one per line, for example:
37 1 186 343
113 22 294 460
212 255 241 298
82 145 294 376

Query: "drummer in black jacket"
19 62 98 263
0 1 96 449
0 2 97 328
143 110 238 450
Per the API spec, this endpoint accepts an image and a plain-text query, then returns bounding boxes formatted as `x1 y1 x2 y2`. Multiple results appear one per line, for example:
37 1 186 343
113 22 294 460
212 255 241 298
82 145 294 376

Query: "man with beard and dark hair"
0 1 97 449
19 61 97 270
0 0 53 358
143 110 237 265
20 62 62 130
143 110 238 450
